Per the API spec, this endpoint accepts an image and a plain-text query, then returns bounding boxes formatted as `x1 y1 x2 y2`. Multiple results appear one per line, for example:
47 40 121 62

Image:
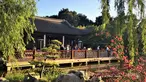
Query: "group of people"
97 45 111 57
60 44 93 51
60 45 71 50
60 44 110 51
60 44 114 57
60 44 82 51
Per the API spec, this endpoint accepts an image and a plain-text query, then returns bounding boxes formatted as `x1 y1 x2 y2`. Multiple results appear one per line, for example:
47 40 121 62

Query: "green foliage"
0 0 37 59
77 14 94 26
46 55 60 59
5 72 25 82
48 8 94 27
58 8 79 27
46 40 62 56
100 0 110 30
44 67 65 82
99 0 146 65
38 78 48 82
51 40 62 45
41 47 49 52
140 19 146 55
95 16 106 26
40 40 62 59
48 40 62 51
81 25 112 48
34 53 43 57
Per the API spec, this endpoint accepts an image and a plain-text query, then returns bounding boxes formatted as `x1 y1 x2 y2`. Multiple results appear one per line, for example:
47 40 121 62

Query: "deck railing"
21 50 115 61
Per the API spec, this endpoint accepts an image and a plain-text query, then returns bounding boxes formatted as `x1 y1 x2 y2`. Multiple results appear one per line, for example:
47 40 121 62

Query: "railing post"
85 50 87 58
97 50 100 58
71 50 74 59
33 48 36 60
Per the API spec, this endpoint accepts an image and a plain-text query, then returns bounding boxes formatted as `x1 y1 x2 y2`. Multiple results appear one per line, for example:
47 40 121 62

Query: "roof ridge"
35 16 63 23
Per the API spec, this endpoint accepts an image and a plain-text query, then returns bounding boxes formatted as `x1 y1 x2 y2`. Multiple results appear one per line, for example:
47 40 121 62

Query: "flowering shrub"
110 35 124 59
92 56 146 82
90 34 146 81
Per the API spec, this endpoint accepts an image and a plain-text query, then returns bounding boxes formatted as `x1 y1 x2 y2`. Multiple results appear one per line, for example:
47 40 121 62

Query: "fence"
21 50 115 60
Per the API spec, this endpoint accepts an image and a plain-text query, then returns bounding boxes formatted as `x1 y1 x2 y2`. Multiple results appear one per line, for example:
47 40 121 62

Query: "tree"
0 0 37 59
58 8 79 27
47 15 58 19
77 14 94 26
95 16 113 26
100 0 146 64
49 8 94 27
95 16 103 26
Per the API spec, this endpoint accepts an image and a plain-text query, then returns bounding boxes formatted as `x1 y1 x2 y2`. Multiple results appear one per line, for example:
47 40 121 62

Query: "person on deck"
97 46 100 50
60 45 65 50
66 45 70 58
74 45 78 50
106 46 110 57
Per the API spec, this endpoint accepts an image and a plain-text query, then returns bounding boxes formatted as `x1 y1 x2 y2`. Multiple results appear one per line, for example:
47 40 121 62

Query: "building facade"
26 16 91 50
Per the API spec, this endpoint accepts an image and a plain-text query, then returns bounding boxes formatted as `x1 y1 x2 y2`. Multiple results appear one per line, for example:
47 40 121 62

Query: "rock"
54 70 84 82
23 73 38 82
88 76 104 82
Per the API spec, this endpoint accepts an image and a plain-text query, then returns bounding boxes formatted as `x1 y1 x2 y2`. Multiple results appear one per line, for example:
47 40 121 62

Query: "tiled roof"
34 16 91 36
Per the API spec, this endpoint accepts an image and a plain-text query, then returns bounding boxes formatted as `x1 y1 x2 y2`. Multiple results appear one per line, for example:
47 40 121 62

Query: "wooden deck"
6 50 119 71
6 57 119 71
45 57 118 64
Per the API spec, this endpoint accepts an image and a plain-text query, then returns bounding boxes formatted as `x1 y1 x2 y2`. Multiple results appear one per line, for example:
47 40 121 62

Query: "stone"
54 70 84 82
88 76 104 82
23 73 38 82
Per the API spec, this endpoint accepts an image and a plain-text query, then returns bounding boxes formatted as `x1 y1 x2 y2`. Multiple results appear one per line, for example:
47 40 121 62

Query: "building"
26 16 91 49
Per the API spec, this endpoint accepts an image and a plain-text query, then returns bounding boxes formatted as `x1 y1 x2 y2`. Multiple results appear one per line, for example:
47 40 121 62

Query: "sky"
36 0 117 22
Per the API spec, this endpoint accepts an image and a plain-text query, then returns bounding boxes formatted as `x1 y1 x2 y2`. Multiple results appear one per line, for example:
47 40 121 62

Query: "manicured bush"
41 47 48 52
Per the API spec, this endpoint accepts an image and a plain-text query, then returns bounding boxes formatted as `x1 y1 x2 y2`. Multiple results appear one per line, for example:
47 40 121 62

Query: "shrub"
38 78 48 82
41 47 48 52
46 55 60 59
44 67 65 82
35 54 43 57
5 72 24 82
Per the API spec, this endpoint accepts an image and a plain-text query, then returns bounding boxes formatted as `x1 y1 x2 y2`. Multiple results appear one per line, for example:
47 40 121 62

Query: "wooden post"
71 50 74 59
97 50 100 58
98 60 100 64
33 47 36 60
71 62 73 67
85 50 87 58
109 60 111 64
97 50 99 58
85 61 88 66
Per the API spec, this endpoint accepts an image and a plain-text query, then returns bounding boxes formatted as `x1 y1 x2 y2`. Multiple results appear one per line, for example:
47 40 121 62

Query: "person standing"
106 46 110 57
97 46 100 50
60 45 64 50
66 45 70 58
